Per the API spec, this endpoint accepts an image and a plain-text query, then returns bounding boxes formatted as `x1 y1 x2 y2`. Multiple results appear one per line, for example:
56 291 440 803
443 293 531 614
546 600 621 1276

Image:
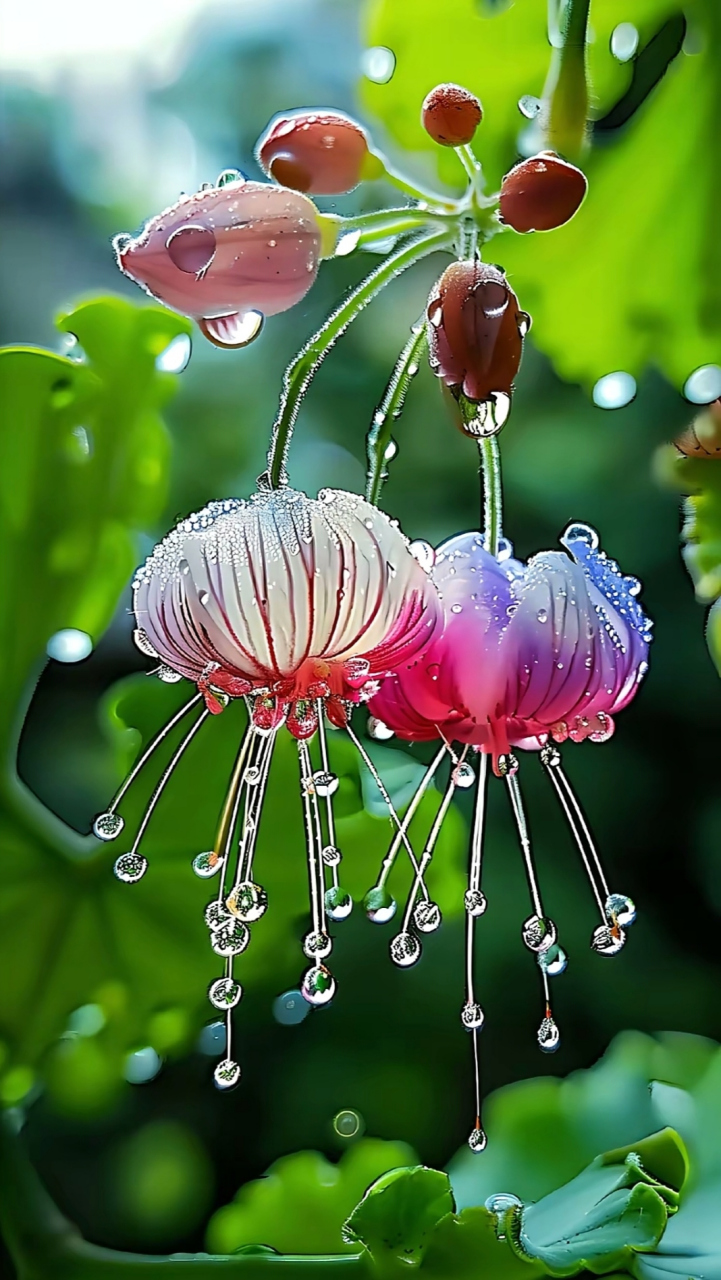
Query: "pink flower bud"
114 178 323 348
427 260 529 410
256 109 373 195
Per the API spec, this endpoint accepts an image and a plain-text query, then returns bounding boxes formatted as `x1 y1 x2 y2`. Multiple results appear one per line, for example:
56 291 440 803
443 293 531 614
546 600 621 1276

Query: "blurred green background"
1 0 721 1269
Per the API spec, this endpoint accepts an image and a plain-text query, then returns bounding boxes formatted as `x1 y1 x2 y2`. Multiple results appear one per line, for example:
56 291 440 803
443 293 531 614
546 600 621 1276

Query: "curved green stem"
262 230 452 489
543 0 591 158
0 1115 368 1279
478 436 503 558
366 323 428 505
378 162 459 211
455 144 483 188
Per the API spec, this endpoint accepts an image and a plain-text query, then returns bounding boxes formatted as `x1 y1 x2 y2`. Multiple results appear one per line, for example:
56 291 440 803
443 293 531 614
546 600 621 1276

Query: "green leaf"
633 1182 721 1280
207 1139 416 1255
0 295 189 756
342 1165 454 1270
362 0 721 389
509 1134 682 1275
420 1206 543 1280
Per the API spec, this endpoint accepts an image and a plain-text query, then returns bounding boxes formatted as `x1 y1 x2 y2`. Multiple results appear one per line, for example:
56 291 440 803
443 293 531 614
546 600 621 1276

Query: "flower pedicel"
97 86 646 1143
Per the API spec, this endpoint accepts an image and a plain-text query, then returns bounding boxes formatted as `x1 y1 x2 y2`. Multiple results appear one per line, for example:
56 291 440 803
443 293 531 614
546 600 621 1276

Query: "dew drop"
384 439 398 461
208 977 243 1010
333 1108 363 1138
226 881 268 922
389 930 421 967
367 715 394 741
522 914 557 953
591 923 626 956
360 45 396 84
409 540 435 573
592 371 637 409
461 1001 485 1030
496 536 514 562
301 964 336 1006
336 229 361 257
312 770 339 798
155 332 192 373
538 942 568 976
560 521 600 551
133 627 159 658
157 664 183 683
517 310 532 338
364 886 397 924
47 628 93 663
114 852 147 883
518 94 542 119
273 989 310 1025
94 811 124 841
303 930 333 959
537 1015 560 1052
468 1125 488 1153
192 851 223 879
413 899 442 933
214 1058 241 1089
450 603 463 614
211 919 250 957
684 364 721 405
325 885 353 921
605 893 636 928
464 888 487 917
124 1046 161 1083
322 844 342 866
453 761 476 789
113 232 133 255
611 21 639 61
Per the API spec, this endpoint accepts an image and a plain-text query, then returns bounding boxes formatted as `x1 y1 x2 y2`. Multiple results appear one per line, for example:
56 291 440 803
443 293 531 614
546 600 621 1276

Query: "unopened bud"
421 83 482 147
426 261 529 418
675 400 721 458
256 109 378 195
499 152 587 233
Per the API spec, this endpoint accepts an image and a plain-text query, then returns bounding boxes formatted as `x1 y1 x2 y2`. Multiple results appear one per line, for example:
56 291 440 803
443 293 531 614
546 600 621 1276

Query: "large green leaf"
362 0 721 389
342 1165 454 1271
207 1139 417 1255
420 1206 542 1280
633 1182 721 1280
506 1131 685 1275
0 297 189 757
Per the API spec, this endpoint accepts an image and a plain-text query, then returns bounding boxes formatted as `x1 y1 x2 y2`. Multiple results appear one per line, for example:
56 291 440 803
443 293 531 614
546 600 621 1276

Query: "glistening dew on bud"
499 152 588 233
426 261 529 431
114 177 327 348
421 83 483 147
256 109 381 195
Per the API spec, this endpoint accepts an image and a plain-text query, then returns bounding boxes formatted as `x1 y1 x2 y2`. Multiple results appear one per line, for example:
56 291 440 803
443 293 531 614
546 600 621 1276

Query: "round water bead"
205 901 231 931
497 753 519 777
93 811 124 841
157 664 183 683
461 1001 485 1030
227 881 268 922
208 977 243 1009
301 964 336 1006
453 761 476 790
522 914 557 952
364 886 397 924
409 539 435 573
325 885 353 921
333 1108 363 1138
367 716 394 741
214 1058 241 1090
192 851 223 879
114 852 147 883
468 1126 488 1153
485 1193 521 1240
303 930 332 959
322 845 342 866
389 931 421 968
245 766 261 786
605 893 636 928
540 743 561 768
312 770 339 798
413 899 442 933
211 920 250 957
132 627 159 658
537 942 568 977
537 1015 560 1053
464 888 487 917
591 923 626 956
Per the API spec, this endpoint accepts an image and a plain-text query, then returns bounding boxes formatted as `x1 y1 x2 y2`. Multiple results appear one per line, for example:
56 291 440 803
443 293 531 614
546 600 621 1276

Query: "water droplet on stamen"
468 1125 488 1153
214 1058 241 1089
367 716 394 741
94 811 124 841
389 931 421 967
413 899 442 933
226 881 268 922
364 886 397 924
461 1001 485 1030
303 930 333 959
522 914 557 953
301 964 336 1006
325 885 353 921
157 664 183 683
591 923 626 956
537 1014 560 1052
538 943 567 976
208 977 243 1009
464 888 487 916
193 851 223 878
605 893 636 928
312 770 339 798
114 852 147 883
211 919 250 957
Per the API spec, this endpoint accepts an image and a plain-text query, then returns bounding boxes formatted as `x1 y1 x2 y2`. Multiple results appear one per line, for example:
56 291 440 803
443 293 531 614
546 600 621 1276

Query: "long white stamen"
234 730 276 888
214 726 257 904
109 693 202 813
345 721 425 882
400 749 466 932
542 751 610 913
504 768 544 920
374 744 448 891
129 708 209 856
316 702 339 892
298 741 323 936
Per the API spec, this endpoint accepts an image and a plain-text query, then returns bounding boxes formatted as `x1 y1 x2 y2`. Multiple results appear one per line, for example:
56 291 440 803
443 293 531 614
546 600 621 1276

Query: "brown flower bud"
675 400 721 458
426 261 529 431
256 109 373 195
421 83 482 147
499 152 587 233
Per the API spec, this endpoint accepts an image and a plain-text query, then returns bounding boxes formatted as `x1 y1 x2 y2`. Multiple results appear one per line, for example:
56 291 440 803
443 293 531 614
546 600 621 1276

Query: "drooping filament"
113 705 210 883
500 754 561 1055
540 744 636 956
298 739 336 1006
367 743 448 908
345 721 427 887
465 752 488 1153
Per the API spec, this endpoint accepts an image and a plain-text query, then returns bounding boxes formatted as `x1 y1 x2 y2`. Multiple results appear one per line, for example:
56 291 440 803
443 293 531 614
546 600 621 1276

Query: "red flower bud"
421 83 482 147
426 260 529 421
499 152 587 233
256 109 373 195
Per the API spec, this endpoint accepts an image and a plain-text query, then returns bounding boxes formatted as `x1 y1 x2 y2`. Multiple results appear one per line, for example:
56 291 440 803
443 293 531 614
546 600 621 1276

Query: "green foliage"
657 443 721 673
343 1164 454 1270
207 1139 415 1255
362 0 721 389
112 1119 214 1244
